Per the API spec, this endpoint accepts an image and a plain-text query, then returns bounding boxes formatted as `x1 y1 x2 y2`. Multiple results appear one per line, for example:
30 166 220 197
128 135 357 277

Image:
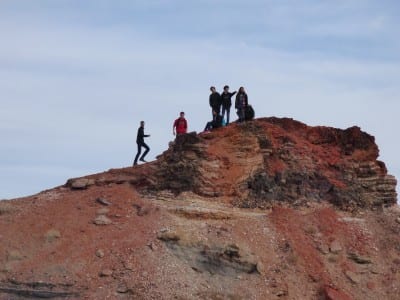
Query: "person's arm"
209 95 213 107
184 119 188 130
235 94 239 109
231 91 237 97
245 94 248 107
173 119 176 135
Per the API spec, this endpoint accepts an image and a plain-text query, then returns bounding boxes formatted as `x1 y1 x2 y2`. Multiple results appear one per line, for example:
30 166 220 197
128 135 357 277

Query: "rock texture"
0 117 399 300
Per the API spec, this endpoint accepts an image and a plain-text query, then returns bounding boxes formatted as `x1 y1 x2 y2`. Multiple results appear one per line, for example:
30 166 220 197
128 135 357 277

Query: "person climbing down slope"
133 121 150 166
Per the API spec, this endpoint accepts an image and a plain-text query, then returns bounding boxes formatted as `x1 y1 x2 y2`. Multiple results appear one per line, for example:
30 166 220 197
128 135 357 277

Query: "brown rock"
7 250 23 261
93 215 112 225
124 262 134 271
96 208 110 215
345 270 361 284
329 240 343 254
157 230 180 242
323 286 352 300
348 252 372 264
95 249 105 258
117 284 129 294
99 269 113 277
96 197 111 206
68 178 95 190
45 229 61 242
396 217 400 224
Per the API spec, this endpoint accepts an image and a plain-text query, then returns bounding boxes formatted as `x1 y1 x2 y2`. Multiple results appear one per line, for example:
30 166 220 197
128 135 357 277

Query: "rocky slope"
0 117 399 300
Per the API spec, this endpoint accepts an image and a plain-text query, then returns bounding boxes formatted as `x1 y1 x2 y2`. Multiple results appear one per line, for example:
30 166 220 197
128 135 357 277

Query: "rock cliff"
0 117 399 299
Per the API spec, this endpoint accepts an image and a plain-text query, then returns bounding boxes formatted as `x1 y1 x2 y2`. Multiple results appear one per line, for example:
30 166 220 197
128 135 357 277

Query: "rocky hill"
0 117 399 300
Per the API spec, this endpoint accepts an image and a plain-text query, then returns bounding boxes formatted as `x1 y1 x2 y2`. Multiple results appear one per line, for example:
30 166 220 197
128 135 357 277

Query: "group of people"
133 85 250 165
206 85 249 131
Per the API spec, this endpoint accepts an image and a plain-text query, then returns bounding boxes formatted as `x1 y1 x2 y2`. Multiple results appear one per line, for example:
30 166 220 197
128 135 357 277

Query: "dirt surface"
1 117 399 299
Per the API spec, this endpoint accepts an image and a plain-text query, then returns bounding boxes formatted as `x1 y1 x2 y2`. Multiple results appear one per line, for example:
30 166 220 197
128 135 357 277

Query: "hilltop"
0 117 399 299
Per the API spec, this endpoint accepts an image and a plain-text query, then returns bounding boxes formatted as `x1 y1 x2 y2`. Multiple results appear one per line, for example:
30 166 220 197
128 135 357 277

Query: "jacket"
209 92 221 108
221 91 237 108
235 92 248 109
173 117 188 134
136 126 149 144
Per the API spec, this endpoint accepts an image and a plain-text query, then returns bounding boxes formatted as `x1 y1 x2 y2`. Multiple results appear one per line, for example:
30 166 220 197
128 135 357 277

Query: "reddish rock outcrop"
0 117 399 299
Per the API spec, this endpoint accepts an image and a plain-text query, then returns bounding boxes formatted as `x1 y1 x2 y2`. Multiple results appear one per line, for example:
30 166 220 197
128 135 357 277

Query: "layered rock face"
148 118 397 210
1 117 399 300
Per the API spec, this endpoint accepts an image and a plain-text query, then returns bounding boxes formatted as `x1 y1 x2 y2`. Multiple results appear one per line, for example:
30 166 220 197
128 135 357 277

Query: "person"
204 110 223 131
209 86 221 117
221 85 237 124
235 87 248 122
133 121 150 166
173 111 188 136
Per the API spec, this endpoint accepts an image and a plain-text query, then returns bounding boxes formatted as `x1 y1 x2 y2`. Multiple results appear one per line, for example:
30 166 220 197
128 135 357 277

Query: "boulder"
93 215 112 225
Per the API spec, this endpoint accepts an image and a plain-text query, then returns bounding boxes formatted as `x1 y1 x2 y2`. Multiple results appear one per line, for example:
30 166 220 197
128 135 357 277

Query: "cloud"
0 1 399 199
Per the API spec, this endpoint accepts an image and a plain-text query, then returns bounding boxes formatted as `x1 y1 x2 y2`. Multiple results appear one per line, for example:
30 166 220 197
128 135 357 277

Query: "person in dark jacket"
221 85 237 124
204 110 223 131
133 121 150 166
235 87 248 122
209 86 221 117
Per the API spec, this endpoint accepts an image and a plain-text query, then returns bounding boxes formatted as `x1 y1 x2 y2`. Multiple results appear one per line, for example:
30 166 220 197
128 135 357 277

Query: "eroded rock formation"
1 117 399 299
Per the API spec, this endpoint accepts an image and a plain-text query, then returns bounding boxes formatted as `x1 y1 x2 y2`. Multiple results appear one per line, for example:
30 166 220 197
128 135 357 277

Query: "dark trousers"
134 142 150 164
211 105 221 116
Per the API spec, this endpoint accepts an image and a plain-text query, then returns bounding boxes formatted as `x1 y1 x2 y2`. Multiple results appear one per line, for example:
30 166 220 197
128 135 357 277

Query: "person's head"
180 111 185 118
223 85 229 91
239 86 245 93
140 121 145 127
210 86 216 93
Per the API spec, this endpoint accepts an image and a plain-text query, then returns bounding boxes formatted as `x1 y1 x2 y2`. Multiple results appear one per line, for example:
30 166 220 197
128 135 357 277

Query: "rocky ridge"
0 117 399 300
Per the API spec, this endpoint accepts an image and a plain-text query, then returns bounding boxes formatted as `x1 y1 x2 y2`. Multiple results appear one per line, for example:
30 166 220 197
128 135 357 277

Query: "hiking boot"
139 159 147 163
133 162 138 166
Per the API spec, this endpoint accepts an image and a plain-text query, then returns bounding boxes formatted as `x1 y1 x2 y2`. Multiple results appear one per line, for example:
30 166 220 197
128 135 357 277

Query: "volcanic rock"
93 215 112 225
329 240 343 254
67 178 95 190
0 117 398 300
96 197 111 206
44 229 61 243
95 249 105 258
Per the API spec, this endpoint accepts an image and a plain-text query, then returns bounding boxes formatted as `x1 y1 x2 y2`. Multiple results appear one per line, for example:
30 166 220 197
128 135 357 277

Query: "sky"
0 0 399 199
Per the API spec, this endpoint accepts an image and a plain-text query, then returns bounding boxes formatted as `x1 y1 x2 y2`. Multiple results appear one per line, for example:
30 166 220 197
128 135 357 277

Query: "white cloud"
0 1 399 199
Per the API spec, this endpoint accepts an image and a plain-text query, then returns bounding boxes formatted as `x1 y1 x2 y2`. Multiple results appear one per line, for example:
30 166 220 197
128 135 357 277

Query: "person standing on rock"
133 121 150 166
235 86 248 122
209 86 222 117
173 111 188 136
221 85 237 124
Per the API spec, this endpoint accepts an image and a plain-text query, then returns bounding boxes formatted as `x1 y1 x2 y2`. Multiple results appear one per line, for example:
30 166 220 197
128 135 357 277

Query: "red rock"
0 117 398 299
324 286 353 300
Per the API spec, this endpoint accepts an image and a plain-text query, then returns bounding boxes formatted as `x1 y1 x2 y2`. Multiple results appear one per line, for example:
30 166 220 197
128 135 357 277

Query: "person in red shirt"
173 111 188 136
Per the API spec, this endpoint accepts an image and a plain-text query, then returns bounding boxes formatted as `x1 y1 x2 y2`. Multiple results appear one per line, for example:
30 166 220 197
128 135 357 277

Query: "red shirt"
174 117 187 134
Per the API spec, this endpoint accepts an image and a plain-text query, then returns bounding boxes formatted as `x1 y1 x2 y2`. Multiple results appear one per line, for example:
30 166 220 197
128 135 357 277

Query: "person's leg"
221 106 226 121
140 142 150 161
226 107 230 124
133 143 142 165
204 122 210 131
240 108 246 122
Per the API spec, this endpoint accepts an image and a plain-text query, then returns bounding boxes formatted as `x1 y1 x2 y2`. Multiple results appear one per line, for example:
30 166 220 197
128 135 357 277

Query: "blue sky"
1 0 399 199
